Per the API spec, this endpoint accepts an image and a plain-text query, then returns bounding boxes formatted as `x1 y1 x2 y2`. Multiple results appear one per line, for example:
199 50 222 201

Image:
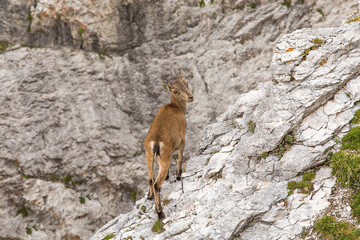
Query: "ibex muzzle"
144 70 193 219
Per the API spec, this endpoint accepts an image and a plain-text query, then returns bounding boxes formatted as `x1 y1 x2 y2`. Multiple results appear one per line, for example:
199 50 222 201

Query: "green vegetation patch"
199 0 205 7
79 197 85 204
302 38 324 60
0 41 8 51
351 110 360 125
152 220 165 233
78 28 84 35
140 205 146 212
316 8 324 17
16 205 32 218
274 132 295 159
287 171 316 195
26 227 32 235
331 150 360 188
341 126 360 153
312 38 324 45
261 152 269 159
248 120 256 133
129 189 137 202
281 0 291 7
329 122 360 221
314 215 360 240
248 2 257 8
102 233 115 240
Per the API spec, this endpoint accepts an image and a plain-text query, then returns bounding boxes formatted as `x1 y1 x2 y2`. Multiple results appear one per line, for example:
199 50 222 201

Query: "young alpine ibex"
144 70 193 219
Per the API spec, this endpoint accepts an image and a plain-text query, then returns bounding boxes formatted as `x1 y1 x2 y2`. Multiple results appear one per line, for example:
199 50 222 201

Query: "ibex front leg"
176 141 185 181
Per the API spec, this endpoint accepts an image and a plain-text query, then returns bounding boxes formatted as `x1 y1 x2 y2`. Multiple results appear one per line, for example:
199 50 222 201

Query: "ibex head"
162 69 194 102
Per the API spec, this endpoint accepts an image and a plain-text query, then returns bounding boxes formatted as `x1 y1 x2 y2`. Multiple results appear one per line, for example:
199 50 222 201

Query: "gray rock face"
91 22 360 240
0 0 358 239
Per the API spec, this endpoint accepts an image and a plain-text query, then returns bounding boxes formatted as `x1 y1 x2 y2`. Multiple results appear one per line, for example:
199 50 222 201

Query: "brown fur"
144 70 193 219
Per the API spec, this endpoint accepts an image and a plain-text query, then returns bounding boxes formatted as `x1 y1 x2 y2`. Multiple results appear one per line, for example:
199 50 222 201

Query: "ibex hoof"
158 211 165 219
165 174 169 180
147 193 154 200
176 176 181 181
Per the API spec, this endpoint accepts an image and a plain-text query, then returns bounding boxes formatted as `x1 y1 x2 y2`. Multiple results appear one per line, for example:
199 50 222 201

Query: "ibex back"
144 70 193 219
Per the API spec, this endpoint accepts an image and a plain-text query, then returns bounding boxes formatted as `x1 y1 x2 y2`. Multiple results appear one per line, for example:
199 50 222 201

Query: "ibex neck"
171 95 186 113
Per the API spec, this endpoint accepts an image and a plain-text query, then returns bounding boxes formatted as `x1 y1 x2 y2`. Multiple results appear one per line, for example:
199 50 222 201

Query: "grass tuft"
281 0 291 7
351 110 360 125
248 120 256 133
314 215 360 239
102 233 115 240
248 2 257 8
341 126 360 153
287 171 316 195
0 41 8 51
152 220 165 233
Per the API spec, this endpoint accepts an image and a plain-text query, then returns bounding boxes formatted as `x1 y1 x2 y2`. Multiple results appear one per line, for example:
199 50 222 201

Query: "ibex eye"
173 90 179 95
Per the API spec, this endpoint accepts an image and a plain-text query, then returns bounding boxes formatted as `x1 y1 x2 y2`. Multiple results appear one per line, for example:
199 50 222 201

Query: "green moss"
152 220 165 233
79 197 85 204
140 205 146 212
300 231 308 239
312 38 324 45
316 8 324 17
261 152 269 159
16 206 29 218
78 28 84 35
287 171 316 195
22 174 30 179
341 126 360 152
102 233 115 240
351 110 360 125
272 132 295 159
28 13 33 21
62 175 72 187
314 215 360 240
26 227 32 235
129 189 137 202
248 2 257 8
281 0 291 7
50 175 59 182
248 120 256 133
199 0 205 7
0 41 8 51
285 135 295 144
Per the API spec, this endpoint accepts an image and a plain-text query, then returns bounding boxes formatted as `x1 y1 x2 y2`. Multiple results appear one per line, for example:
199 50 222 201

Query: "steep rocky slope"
92 21 360 240
0 0 358 239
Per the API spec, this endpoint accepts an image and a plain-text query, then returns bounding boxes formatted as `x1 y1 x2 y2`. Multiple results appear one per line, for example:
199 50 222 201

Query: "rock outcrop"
91 21 360 240
0 0 358 239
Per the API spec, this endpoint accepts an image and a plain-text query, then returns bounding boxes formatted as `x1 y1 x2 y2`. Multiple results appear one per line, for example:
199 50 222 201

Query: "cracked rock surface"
91 22 360 240
0 0 358 239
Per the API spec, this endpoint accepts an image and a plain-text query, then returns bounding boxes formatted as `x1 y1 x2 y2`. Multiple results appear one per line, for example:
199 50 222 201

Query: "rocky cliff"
0 0 359 239
91 20 360 240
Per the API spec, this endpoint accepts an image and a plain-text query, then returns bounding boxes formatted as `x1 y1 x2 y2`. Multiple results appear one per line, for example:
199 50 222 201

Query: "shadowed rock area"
0 0 358 239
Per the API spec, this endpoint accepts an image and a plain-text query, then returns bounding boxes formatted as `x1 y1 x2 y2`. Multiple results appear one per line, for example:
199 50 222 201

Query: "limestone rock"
0 0 359 239
91 22 360 240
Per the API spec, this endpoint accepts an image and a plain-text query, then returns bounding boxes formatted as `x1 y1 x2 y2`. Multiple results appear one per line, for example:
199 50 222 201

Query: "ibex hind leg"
154 153 171 219
146 149 155 200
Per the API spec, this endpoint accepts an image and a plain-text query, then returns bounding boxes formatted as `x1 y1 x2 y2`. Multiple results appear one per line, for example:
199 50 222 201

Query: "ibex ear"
162 82 172 92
